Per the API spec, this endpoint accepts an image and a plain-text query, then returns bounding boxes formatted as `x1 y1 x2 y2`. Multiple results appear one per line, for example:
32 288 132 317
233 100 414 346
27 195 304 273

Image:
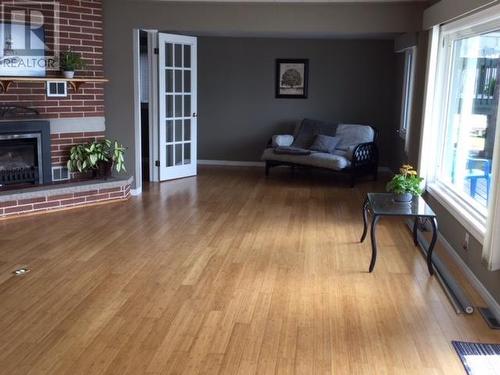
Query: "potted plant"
386 164 424 203
59 50 86 79
67 139 126 178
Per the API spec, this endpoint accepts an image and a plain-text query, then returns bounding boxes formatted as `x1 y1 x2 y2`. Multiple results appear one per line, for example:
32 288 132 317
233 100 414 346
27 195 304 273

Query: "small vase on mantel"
62 71 75 79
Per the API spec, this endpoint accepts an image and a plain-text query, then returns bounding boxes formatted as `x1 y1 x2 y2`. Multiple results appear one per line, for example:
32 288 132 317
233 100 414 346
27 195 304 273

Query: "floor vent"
13 267 30 276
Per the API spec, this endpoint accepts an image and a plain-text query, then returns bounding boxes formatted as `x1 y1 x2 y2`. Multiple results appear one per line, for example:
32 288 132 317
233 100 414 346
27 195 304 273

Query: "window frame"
423 8 500 243
399 47 417 142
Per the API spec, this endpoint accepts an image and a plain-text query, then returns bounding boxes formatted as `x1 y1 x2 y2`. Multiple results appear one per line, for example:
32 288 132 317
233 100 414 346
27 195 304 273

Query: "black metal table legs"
368 215 380 273
360 199 379 273
413 217 419 246
360 197 369 243
427 217 438 276
360 198 437 276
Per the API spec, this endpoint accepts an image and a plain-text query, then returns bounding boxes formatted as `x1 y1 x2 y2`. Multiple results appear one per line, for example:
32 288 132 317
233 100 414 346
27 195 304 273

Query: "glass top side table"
360 193 438 275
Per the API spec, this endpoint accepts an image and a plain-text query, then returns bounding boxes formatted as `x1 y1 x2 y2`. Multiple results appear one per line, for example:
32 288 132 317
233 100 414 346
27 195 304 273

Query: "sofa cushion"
335 124 375 150
309 135 341 153
333 145 356 161
292 118 338 149
262 148 350 171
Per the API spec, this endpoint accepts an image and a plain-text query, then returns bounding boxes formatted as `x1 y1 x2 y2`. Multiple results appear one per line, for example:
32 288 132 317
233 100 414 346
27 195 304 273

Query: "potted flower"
386 164 424 203
59 50 86 79
67 139 126 178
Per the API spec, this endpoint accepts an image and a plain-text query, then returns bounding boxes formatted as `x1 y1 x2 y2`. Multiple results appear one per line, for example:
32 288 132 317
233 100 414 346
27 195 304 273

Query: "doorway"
139 30 150 182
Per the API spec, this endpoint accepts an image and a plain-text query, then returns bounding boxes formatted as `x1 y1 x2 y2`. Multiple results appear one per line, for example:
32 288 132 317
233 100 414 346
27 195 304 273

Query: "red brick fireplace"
0 0 131 219
1 0 106 177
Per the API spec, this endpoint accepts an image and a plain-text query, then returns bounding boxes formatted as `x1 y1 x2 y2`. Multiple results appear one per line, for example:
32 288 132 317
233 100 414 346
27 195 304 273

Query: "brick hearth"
0 177 132 219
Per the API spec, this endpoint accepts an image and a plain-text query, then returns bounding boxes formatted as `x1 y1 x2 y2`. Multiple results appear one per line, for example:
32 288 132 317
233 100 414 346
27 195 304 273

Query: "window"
423 9 500 241
399 47 416 142
438 32 498 213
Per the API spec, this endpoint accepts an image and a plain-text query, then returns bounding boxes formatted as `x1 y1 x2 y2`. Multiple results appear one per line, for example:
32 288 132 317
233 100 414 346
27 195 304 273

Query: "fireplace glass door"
0 134 42 186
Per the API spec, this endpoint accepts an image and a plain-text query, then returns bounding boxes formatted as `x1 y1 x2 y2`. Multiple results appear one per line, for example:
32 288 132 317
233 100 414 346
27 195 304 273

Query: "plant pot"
393 192 413 203
62 71 75 79
392 193 413 203
93 161 113 179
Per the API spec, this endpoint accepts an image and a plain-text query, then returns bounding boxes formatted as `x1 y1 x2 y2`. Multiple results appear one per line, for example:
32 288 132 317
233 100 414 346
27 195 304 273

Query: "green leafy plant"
59 50 86 71
67 139 126 174
386 164 424 196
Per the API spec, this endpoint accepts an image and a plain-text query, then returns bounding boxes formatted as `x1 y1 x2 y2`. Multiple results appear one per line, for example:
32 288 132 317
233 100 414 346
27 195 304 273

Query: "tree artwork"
281 68 302 88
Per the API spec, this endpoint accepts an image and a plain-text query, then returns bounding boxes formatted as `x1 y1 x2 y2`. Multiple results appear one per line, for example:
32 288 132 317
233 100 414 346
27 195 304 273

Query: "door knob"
192 113 197 118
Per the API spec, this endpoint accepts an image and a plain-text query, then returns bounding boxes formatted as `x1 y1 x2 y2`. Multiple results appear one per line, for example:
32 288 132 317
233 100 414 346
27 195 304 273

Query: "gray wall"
103 0 427 188
425 195 500 305
198 37 399 165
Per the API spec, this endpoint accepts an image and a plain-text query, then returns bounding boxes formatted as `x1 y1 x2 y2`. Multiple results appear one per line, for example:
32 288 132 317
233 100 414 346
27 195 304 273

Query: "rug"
452 340 500 375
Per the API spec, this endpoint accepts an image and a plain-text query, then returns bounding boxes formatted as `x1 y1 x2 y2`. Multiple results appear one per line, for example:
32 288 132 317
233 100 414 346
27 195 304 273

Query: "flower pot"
62 71 75 79
92 161 113 179
393 192 413 203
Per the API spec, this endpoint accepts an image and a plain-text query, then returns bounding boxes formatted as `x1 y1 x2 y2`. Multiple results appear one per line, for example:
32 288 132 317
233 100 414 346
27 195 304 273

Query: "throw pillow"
292 119 338 149
309 135 341 153
272 134 294 148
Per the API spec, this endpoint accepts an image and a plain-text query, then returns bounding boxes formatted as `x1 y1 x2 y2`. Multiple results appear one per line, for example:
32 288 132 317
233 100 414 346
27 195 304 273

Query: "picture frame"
275 59 309 99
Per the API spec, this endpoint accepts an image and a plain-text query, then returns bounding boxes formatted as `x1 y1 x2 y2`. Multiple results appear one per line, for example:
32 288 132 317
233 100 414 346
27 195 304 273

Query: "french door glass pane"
166 120 173 142
184 143 191 164
175 95 183 117
184 95 191 117
166 44 173 67
166 145 173 166
166 70 173 92
184 45 191 67
440 31 499 209
175 70 182 92
166 95 173 118
184 120 191 140
184 71 191 92
175 120 183 142
175 44 182 67
175 144 183 165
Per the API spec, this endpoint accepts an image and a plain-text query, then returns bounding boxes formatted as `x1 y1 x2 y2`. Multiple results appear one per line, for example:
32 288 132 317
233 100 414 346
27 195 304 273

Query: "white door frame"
132 29 143 195
133 29 160 196
147 30 160 182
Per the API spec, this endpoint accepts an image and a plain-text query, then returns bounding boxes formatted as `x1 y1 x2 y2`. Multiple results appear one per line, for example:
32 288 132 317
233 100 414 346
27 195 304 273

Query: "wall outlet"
463 233 470 251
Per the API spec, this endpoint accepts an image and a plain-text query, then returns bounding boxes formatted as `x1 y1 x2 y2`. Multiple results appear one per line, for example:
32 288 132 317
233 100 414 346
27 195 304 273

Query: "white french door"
158 33 197 181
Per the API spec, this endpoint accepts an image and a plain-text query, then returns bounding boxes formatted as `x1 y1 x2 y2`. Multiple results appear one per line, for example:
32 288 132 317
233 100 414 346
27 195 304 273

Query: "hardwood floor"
0 166 499 374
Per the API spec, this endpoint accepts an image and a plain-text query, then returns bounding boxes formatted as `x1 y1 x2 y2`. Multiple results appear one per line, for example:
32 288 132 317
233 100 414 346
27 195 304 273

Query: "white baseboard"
437 233 500 322
130 187 142 196
198 160 392 172
198 160 265 167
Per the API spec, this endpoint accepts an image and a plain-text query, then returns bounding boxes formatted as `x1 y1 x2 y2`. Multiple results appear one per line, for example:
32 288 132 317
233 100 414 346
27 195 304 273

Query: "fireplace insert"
0 121 51 188
0 134 42 185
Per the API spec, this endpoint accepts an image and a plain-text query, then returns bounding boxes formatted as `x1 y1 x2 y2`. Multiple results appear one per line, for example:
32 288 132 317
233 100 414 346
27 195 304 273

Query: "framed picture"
275 59 309 99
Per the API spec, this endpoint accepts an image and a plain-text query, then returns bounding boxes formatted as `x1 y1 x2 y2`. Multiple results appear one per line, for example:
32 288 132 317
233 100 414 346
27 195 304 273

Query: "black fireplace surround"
0 121 52 187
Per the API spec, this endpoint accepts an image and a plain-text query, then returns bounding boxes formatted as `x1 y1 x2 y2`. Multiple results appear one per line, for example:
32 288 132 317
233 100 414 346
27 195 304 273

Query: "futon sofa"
261 119 379 187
